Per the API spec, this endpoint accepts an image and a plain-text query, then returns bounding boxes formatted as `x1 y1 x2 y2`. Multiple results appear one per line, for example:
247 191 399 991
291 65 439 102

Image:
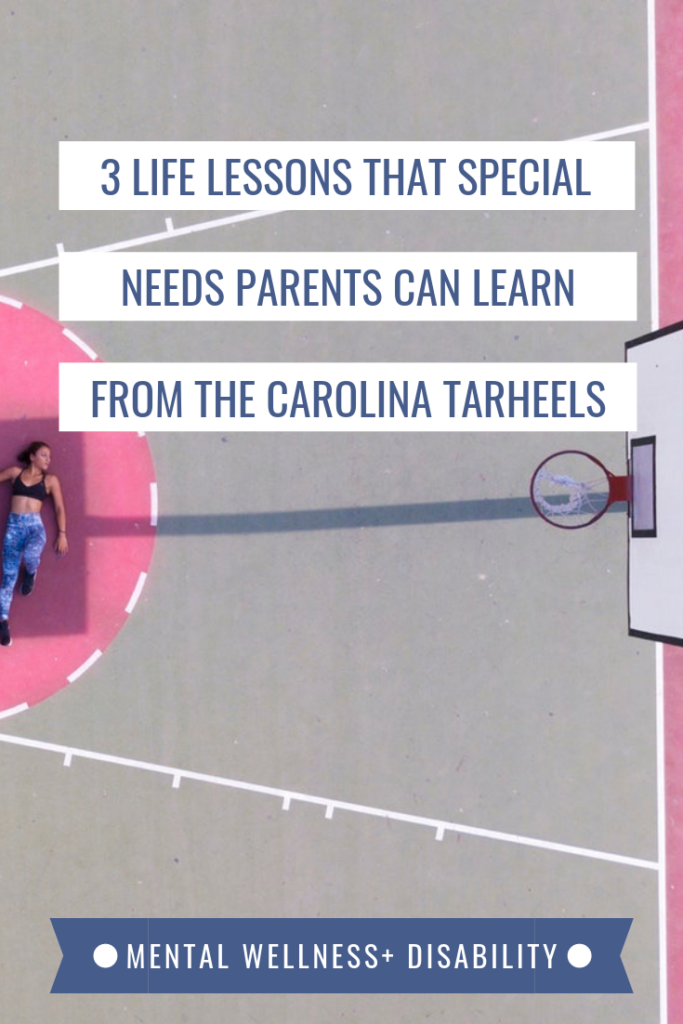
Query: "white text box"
59 362 637 432
59 141 635 211
59 252 637 322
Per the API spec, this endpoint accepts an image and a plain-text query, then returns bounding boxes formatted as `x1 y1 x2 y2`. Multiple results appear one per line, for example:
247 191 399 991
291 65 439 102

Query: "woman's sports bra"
12 471 47 501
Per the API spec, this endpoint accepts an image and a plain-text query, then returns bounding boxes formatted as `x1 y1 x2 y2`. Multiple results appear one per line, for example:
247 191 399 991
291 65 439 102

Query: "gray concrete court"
0 2 656 1022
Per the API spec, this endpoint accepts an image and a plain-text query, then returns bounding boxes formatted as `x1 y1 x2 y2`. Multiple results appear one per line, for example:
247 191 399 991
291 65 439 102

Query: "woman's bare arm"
47 475 68 554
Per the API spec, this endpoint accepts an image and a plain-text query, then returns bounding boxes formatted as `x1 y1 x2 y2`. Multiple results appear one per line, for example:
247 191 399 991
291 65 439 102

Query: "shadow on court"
87 496 628 536
156 497 535 533
0 420 86 636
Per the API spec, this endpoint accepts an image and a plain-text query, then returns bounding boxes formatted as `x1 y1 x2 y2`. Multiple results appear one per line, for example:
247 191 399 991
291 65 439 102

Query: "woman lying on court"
0 441 68 647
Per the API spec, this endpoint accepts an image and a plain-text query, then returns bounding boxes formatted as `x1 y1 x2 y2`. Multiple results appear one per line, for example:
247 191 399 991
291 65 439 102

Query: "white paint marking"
647 0 659 334
0 731 658 871
165 218 174 232
567 121 649 143
67 649 103 683
0 260 58 280
0 294 23 309
62 327 98 361
63 750 73 767
137 431 146 438
125 571 147 614
56 242 65 254
657 644 668 1024
0 255 66 277
435 826 445 842
0 209 285 279
0 125 643 285
172 774 181 789
150 483 158 527
87 208 288 253
282 795 291 811
0 702 29 719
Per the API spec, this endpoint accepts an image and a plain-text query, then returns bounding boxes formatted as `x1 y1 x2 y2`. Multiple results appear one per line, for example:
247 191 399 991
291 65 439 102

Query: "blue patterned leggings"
0 513 46 620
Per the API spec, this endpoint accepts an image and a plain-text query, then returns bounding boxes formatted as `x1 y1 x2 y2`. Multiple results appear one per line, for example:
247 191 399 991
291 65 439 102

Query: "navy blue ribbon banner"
51 918 632 994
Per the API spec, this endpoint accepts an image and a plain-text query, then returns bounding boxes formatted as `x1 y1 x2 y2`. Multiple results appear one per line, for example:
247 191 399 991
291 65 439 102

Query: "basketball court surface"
0 2 674 1022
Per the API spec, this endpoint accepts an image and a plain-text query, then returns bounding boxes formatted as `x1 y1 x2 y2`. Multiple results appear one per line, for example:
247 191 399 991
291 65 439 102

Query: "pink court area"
0 297 155 713
658 0 683 1019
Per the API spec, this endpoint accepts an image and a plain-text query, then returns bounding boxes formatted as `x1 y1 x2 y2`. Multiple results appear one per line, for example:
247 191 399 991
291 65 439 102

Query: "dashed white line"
0 703 29 719
66 649 103 683
0 731 658 871
62 327 98 361
125 571 148 614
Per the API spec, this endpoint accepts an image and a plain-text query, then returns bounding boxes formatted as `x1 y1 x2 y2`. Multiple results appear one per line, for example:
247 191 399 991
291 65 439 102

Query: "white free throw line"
566 121 649 143
0 209 287 279
0 731 657 871
0 121 648 282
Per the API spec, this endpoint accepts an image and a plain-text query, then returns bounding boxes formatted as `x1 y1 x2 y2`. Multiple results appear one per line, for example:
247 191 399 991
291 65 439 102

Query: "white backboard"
627 322 683 644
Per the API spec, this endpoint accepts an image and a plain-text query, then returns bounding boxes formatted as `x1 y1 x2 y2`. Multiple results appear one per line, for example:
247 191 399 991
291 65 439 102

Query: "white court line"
125 571 147 614
0 122 649 282
0 731 658 871
648 15 660 334
656 642 667 1024
0 209 287 279
0 703 29 719
62 327 98 361
66 649 102 683
567 121 649 142
0 294 23 308
0 255 60 277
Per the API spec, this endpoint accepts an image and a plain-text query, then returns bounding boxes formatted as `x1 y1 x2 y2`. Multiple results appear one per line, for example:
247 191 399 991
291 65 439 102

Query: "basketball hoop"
530 450 630 529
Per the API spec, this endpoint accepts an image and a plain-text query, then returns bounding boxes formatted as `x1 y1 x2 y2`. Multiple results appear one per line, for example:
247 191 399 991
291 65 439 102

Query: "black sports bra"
12 471 47 501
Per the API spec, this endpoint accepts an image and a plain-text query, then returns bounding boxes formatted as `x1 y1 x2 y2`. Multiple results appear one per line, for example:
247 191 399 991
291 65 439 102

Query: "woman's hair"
17 441 51 465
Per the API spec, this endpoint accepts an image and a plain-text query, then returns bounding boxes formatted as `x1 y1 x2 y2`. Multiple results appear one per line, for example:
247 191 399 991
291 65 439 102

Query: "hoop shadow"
86 493 626 537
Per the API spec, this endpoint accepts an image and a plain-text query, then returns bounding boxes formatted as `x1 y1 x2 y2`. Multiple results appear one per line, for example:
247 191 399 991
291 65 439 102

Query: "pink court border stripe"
656 0 683 1020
